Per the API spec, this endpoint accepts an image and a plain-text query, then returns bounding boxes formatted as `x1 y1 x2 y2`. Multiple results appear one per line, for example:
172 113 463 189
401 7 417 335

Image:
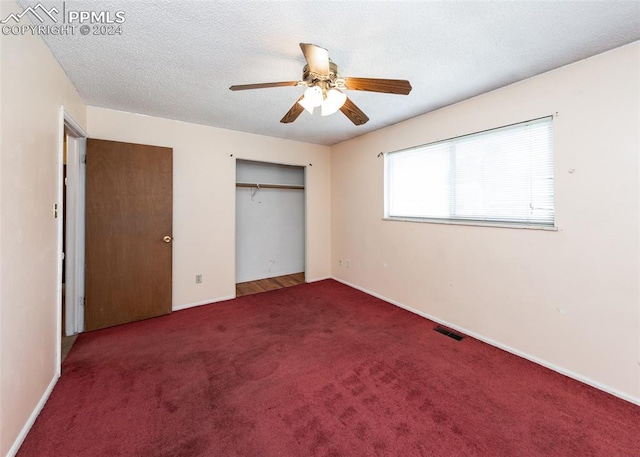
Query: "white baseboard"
173 294 236 312
331 276 640 406
173 276 331 312
7 373 59 457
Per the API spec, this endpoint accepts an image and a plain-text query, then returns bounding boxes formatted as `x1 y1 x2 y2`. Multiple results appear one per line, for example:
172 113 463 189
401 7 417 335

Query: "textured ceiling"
27 1 640 145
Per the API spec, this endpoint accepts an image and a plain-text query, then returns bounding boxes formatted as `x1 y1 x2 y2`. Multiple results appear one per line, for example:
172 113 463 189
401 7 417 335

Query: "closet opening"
235 160 306 297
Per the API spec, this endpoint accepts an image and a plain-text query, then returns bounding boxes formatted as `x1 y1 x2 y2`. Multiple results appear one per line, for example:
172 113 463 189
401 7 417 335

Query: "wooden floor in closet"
236 272 305 297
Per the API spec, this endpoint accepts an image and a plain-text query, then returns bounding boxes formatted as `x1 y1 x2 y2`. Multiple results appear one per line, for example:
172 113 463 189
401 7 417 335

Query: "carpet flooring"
18 280 640 456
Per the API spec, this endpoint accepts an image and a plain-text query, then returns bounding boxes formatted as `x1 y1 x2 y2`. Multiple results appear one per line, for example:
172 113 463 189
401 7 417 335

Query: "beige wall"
0 1 87 454
87 107 331 309
331 43 640 402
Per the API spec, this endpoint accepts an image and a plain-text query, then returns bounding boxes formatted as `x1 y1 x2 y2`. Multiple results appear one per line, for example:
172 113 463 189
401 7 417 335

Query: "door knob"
163 236 173 243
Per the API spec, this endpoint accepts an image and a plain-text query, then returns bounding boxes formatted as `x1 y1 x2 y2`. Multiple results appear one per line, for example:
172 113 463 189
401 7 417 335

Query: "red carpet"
18 280 640 456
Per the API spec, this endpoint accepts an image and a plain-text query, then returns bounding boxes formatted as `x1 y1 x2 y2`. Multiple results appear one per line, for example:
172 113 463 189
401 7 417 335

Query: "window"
385 116 554 228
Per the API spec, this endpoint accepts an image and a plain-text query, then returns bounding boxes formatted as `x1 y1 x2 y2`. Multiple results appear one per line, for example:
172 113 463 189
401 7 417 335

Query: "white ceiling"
31 1 640 146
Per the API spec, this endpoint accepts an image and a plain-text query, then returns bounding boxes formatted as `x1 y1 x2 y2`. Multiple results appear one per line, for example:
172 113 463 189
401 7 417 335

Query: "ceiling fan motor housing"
303 61 340 87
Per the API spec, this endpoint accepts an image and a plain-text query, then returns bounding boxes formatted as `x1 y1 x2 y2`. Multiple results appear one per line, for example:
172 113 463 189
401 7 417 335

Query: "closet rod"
236 182 304 190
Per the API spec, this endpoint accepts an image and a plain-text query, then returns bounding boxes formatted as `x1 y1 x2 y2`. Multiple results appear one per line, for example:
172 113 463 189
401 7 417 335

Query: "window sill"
383 216 558 231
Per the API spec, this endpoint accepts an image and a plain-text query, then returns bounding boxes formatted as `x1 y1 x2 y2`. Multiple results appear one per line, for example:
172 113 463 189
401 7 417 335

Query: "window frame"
383 116 556 231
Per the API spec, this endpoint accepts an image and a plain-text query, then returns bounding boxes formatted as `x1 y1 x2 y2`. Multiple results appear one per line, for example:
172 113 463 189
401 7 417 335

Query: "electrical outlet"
339 259 343 266
345 260 351 269
195 274 203 284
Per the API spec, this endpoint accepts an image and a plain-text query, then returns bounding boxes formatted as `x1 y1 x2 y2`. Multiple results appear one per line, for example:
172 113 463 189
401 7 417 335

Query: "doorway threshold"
236 272 305 298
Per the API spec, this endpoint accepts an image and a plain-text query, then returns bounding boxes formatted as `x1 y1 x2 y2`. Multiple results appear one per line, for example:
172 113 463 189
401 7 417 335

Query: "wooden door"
85 139 173 331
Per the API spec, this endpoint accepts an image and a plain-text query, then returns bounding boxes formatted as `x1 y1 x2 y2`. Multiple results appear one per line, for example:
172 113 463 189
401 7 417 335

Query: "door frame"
57 107 87 372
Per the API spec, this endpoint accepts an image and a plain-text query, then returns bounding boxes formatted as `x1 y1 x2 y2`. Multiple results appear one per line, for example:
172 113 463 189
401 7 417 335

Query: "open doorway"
59 109 87 367
61 128 74 361
235 160 306 297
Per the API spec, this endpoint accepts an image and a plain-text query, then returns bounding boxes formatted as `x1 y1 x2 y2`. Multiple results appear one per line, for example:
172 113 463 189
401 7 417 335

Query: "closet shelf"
236 182 304 190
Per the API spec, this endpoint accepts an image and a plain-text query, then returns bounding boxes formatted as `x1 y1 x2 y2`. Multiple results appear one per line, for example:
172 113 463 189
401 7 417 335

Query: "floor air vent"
434 326 464 341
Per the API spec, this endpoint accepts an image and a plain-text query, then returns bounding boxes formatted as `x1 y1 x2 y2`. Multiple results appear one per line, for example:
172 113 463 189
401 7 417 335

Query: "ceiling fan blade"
280 96 305 124
340 97 369 126
229 81 298 91
300 43 330 77
343 77 412 95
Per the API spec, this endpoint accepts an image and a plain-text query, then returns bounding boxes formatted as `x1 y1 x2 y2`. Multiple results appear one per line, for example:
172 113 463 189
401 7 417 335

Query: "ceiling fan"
229 43 412 126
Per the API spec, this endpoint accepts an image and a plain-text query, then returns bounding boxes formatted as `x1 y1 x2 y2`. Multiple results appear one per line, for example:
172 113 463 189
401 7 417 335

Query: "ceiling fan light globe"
298 97 316 114
306 86 323 103
321 88 347 116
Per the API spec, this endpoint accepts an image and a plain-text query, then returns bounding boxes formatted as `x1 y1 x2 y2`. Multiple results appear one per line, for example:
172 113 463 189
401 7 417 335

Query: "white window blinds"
385 116 554 227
